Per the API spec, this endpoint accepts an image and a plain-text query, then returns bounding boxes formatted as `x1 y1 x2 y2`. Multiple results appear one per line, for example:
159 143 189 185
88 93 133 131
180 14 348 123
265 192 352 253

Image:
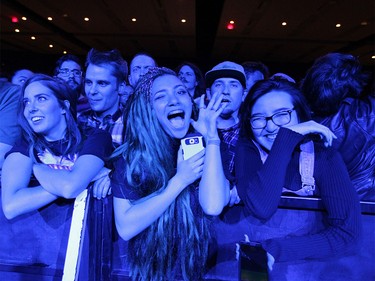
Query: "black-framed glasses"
58 68 82 77
250 108 294 129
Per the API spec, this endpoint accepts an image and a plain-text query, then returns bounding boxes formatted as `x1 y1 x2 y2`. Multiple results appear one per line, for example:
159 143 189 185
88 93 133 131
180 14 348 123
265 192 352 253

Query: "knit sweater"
235 127 362 262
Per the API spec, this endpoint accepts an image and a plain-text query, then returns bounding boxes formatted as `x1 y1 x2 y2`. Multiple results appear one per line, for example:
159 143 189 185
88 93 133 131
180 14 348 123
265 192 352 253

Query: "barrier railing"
1 190 374 281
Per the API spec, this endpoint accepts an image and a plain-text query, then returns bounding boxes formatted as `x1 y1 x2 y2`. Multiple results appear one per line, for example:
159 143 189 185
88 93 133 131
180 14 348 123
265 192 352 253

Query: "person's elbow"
115 221 137 241
116 229 133 241
2 202 20 220
201 200 225 216
59 181 87 199
252 208 276 221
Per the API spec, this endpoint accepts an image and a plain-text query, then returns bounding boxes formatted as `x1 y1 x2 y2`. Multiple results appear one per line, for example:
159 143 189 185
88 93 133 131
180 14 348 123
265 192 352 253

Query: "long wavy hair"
18 73 81 161
112 67 210 281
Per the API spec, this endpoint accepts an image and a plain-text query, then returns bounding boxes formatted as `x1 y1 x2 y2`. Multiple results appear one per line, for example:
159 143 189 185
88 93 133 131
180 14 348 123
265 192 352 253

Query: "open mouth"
221 98 230 103
167 110 185 127
31 116 44 123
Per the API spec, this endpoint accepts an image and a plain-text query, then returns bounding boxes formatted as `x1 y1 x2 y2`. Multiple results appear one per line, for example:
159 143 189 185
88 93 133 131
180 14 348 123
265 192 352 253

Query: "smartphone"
181 135 204 160
238 241 269 281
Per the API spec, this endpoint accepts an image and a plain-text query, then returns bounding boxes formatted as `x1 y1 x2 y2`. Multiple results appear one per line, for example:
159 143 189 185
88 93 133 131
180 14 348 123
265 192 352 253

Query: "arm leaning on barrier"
1 152 58 220
33 154 105 199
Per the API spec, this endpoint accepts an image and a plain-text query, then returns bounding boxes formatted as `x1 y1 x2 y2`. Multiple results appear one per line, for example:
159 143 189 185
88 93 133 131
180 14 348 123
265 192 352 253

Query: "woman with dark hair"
1 74 113 219
111 67 230 280
176 61 206 103
235 79 361 265
301 52 374 200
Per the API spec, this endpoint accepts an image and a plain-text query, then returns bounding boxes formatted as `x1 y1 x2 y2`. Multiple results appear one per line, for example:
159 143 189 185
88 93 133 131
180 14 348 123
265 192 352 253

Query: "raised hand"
191 93 228 141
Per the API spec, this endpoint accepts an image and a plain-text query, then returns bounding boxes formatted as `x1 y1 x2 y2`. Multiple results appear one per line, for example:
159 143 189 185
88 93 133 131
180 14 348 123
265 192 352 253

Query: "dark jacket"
316 96 375 201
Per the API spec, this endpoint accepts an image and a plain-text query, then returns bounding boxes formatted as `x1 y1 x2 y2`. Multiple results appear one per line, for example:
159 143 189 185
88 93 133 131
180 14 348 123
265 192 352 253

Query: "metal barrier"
1 191 374 281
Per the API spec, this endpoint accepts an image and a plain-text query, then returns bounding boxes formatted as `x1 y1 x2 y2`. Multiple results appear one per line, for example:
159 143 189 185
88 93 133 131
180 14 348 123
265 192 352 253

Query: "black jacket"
317 96 375 201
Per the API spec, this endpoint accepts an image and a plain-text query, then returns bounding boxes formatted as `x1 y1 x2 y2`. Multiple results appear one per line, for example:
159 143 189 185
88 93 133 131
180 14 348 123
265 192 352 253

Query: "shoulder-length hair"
175 61 206 99
240 79 312 140
18 73 81 160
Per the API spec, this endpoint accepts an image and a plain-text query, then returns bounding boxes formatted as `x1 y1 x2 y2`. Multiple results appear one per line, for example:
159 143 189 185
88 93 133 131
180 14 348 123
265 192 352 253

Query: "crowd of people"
0 49 374 280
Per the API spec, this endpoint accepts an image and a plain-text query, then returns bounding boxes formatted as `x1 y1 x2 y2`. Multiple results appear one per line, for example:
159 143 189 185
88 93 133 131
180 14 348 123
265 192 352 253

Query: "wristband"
207 139 221 146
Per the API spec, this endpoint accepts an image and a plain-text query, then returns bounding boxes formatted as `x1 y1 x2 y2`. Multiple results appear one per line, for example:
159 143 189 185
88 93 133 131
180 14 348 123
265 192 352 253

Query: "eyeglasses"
250 108 294 129
58 68 82 77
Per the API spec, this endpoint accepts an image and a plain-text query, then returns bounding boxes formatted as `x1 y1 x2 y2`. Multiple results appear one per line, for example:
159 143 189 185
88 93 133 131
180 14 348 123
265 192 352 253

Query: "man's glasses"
250 108 294 129
58 68 82 77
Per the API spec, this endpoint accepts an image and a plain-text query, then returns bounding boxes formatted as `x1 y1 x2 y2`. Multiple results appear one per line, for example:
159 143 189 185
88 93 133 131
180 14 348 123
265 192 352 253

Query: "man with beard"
54 54 89 113
128 52 157 87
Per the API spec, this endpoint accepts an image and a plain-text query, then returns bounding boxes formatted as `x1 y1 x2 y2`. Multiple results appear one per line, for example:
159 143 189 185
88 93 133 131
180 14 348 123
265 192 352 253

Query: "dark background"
1 0 374 82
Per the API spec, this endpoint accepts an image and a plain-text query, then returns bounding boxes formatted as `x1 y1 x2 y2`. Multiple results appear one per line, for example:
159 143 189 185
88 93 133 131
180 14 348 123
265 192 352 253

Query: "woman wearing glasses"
235 79 361 267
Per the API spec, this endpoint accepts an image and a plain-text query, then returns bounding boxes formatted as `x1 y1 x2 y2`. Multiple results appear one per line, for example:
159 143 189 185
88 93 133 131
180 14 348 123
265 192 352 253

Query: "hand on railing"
91 167 112 199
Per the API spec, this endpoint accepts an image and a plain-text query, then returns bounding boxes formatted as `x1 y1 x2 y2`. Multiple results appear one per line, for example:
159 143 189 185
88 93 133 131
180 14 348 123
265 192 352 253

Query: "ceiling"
1 0 374 77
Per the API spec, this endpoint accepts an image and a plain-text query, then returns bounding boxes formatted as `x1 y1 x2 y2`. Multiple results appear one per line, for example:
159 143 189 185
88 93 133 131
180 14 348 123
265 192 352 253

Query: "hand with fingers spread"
191 93 227 141
286 120 337 147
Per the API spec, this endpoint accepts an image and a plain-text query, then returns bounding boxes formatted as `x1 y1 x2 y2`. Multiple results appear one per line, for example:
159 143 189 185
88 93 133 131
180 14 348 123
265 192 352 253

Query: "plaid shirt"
77 109 124 146
218 122 240 176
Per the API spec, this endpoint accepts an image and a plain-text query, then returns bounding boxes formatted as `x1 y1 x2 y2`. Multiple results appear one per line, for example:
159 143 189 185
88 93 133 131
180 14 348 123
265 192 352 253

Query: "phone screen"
239 242 269 281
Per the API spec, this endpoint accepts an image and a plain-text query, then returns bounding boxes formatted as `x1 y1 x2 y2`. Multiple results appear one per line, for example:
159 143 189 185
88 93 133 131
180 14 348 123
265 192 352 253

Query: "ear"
242 89 248 102
62 100 70 114
118 81 126 93
128 75 134 87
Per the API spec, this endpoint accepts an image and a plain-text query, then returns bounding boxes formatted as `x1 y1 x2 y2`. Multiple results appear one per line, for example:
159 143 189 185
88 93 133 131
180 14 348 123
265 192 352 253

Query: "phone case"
181 136 204 160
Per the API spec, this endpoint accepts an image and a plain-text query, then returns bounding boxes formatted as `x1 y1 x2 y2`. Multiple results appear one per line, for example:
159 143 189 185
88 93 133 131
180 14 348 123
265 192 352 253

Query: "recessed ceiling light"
226 22 234 30
47 17 53 21
49 44 53 48
282 22 287 26
361 21 368 26
22 17 27 21
181 19 186 23
84 17 89 21
31 36 36 40
15 29 20 33
63 51 67 54
372 55 375 59
336 23 341 28
132 18 137 22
